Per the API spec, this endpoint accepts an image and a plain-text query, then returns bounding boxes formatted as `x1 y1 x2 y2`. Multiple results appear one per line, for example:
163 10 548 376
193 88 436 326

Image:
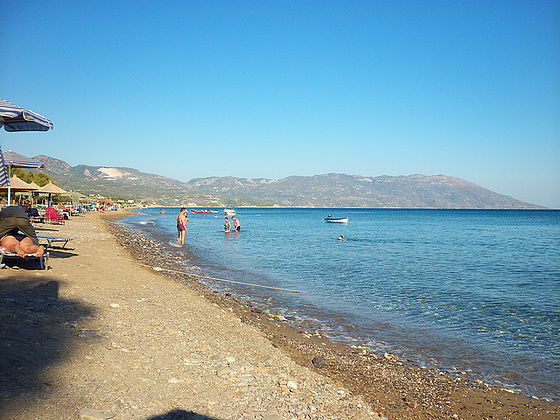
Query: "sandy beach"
1 211 558 420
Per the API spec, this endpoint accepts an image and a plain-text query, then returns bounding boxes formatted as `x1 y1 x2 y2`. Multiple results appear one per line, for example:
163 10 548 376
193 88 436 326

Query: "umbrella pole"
6 165 11 204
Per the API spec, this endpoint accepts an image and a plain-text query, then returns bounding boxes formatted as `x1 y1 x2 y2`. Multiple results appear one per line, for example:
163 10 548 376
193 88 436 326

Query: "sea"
119 208 560 401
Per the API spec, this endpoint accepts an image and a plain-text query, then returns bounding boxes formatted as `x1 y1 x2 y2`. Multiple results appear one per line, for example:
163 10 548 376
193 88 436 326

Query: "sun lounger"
26 207 45 223
37 234 73 248
45 207 65 224
0 248 48 270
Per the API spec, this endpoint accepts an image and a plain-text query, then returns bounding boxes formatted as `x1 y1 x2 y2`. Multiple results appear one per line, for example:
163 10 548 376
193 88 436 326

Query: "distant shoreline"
141 205 553 210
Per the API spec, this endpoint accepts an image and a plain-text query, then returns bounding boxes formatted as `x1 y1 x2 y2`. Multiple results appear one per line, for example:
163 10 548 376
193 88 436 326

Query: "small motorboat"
223 208 236 216
324 215 349 223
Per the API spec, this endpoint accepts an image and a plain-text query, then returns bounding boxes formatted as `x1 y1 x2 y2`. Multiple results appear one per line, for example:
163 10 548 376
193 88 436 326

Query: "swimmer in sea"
339 235 346 241
176 207 189 244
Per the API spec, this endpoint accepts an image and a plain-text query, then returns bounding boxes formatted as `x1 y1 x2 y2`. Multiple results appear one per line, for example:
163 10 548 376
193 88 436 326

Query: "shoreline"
144 206 554 211
107 211 559 419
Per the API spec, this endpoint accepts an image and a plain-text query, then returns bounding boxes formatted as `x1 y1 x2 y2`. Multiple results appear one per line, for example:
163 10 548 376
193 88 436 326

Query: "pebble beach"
1 210 558 420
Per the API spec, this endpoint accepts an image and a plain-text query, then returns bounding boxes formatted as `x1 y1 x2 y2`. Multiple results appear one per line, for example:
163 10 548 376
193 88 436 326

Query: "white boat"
223 208 236 216
324 216 348 223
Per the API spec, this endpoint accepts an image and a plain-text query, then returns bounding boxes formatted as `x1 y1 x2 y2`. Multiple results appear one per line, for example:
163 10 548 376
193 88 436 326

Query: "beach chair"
26 207 45 223
0 248 48 270
37 234 73 248
45 207 65 224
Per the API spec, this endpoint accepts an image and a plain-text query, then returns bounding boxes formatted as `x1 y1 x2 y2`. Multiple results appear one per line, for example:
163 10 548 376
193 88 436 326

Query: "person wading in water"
176 208 189 244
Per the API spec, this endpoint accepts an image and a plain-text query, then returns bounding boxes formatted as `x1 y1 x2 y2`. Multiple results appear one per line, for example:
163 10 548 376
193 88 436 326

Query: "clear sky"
1 1 558 207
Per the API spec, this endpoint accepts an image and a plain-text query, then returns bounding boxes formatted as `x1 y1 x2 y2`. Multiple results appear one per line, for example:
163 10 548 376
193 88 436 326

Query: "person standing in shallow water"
224 217 231 233
232 216 241 232
176 208 189 244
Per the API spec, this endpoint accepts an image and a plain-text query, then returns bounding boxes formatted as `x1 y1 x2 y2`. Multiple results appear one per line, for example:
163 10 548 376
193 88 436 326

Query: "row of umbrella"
2 176 66 194
0 98 54 203
1 176 67 206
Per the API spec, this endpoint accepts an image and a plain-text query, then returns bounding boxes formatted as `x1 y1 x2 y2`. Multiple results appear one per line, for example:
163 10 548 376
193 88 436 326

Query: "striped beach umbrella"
2 150 44 170
0 145 8 187
0 98 53 132
0 150 44 203
0 98 52 202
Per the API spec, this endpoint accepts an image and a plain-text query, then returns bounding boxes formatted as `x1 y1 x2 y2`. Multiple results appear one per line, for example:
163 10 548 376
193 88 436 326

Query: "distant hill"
33 155 220 206
32 155 542 209
187 173 541 209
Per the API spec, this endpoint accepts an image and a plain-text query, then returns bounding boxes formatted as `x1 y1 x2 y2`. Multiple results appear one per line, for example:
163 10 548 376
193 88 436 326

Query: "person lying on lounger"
0 206 45 257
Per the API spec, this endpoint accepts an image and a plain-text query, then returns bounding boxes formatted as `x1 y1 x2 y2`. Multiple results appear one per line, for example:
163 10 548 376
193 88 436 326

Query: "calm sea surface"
120 208 560 400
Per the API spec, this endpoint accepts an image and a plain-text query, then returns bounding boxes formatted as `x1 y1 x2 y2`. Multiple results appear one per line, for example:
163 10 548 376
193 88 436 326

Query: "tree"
11 169 56 187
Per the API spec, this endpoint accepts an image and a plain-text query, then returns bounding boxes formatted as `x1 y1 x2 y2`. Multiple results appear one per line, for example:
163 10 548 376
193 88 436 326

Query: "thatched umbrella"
64 191 89 205
38 182 67 207
27 181 42 206
0 176 38 204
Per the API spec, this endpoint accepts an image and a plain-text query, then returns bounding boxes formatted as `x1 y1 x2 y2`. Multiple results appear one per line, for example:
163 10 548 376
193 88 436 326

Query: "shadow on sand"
0 276 95 416
46 248 78 259
146 410 220 420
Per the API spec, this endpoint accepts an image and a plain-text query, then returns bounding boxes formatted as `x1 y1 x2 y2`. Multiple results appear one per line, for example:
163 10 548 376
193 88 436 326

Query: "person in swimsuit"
0 206 45 257
232 216 241 232
224 217 231 233
176 208 189 244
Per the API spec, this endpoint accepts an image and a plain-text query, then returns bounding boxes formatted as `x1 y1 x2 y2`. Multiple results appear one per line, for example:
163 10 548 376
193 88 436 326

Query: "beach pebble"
216 366 231 378
312 355 325 368
406 400 418 408
286 380 298 390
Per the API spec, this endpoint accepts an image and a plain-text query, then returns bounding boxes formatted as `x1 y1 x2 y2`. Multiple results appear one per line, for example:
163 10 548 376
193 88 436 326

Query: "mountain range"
32 155 542 209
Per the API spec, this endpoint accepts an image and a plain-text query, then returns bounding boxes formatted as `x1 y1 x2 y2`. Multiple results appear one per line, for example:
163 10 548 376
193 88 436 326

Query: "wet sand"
0 210 558 419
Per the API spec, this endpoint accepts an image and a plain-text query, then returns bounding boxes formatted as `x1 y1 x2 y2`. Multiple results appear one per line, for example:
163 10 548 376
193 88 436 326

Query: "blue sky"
1 1 558 207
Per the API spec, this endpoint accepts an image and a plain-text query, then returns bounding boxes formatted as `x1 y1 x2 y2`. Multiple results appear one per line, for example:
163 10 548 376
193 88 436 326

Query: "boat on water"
324 215 349 223
191 209 213 214
223 208 236 216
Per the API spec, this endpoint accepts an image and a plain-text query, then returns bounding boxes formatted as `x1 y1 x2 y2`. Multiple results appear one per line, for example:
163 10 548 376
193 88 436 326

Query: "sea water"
121 208 560 400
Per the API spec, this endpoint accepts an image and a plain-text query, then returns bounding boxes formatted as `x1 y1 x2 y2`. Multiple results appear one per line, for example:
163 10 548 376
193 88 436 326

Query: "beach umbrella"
0 98 52 201
38 181 67 207
0 149 44 203
28 181 41 206
2 150 44 170
64 190 88 205
0 146 8 187
0 176 38 191
0 98 53 132
0 176 38 204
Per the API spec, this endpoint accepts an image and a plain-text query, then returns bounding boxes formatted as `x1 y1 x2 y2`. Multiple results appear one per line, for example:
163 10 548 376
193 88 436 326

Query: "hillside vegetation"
33 155 541 209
